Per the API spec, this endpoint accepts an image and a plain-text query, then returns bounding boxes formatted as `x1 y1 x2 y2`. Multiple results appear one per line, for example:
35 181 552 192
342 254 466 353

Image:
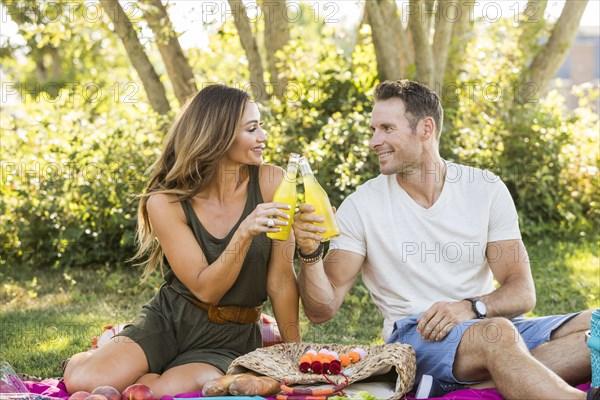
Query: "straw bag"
228 343 416 399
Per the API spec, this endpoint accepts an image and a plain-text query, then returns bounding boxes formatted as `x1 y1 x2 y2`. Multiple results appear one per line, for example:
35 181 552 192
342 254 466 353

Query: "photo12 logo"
1 1 143 24
1 82 140 104
200 1 339 24
1 161 139 185
398 1 545 24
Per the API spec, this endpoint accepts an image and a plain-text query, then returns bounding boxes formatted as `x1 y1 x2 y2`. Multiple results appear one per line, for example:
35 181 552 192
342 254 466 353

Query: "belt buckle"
207 306 228 324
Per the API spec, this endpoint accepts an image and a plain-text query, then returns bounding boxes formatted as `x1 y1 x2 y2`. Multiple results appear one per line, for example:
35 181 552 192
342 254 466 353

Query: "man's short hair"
374 80 444 140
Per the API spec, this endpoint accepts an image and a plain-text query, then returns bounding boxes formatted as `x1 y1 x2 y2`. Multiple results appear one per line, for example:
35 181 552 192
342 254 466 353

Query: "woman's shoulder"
257 163 285 202
146 193 185 222
147 192 178 207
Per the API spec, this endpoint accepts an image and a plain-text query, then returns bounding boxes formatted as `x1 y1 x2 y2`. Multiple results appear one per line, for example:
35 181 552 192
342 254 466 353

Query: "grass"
1 236 598 378
0 266 161 378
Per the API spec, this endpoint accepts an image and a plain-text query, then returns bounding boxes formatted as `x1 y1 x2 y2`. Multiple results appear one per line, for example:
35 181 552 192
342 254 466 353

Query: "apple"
68 391 90 400
92 386 121 400
121 384 154 400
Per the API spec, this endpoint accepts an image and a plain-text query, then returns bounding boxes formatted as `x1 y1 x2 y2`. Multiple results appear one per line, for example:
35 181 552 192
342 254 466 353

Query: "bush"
440 20 599 238
1 91 166 270
262 27 380 207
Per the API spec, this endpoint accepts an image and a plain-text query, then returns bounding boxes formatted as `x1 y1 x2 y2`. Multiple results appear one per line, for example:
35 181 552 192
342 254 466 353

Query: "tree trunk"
432 0 454 89
262 0 289 99
139 0 197 106
380 0 410 77
349 2 369 54
365 0 477 88
365 0 401 81
443 0 475 87
33 56 47 82
518 0 549 55
384 1 415 78
408 0 434 86
424 0 436 42
48 46 62 79
2 0 59 82
99 0 171 115
228 0 268 102
523 0 588 99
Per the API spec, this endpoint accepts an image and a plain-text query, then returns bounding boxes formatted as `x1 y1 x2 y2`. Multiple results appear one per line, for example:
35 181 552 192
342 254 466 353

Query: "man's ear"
420 116 436 141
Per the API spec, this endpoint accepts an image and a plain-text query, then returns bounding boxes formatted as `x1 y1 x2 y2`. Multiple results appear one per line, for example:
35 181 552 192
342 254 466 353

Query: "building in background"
554 26 600 111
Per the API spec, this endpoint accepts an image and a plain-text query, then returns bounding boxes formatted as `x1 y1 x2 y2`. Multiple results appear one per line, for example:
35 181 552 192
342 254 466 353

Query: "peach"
92 386 121 400
68 391 90 400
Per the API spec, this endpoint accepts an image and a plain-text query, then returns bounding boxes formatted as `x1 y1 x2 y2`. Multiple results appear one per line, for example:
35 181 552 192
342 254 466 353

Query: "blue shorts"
387 312 580 388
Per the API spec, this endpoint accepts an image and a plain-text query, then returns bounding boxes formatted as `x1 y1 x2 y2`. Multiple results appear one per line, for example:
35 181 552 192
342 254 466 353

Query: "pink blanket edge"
24 379 591 400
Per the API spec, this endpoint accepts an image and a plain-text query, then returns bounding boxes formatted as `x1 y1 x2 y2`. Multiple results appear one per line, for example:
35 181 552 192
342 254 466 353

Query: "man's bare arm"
418 239 536 341
293 203 364 323
297 249 363 323
480 239 536 318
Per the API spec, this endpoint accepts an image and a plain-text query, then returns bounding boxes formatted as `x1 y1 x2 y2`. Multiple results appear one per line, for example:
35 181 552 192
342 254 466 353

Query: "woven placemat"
228 343 416 399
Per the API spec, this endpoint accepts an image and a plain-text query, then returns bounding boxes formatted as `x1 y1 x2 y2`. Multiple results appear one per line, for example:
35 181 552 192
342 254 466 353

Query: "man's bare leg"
453 318 586 400
530 310 592 385
460 311 592 390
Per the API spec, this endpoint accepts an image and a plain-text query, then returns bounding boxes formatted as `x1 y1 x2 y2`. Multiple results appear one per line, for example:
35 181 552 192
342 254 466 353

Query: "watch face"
475 301 487 316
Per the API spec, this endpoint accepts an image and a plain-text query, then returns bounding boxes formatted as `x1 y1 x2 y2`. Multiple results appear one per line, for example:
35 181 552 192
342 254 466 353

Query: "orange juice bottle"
299 156 340 241
267 153 300 241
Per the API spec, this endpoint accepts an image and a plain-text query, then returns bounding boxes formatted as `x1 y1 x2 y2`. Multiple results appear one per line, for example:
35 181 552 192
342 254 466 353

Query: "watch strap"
464 298 486 319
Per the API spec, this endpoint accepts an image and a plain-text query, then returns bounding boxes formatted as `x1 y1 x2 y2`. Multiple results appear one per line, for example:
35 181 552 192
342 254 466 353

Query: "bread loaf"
201 374 238 396
228 374 280 396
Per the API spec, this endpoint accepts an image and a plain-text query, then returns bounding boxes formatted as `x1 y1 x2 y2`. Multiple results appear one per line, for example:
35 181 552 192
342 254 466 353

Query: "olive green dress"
118 166 272 374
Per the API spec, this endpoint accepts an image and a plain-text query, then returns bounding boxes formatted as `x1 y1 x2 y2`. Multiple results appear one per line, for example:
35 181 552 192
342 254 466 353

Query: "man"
293 80 595 399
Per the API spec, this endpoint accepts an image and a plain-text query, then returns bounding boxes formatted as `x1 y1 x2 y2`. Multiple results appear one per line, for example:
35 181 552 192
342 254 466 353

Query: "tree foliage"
0 1 597 272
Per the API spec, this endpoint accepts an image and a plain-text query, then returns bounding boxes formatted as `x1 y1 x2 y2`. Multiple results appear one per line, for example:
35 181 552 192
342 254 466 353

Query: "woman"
64 85 301 396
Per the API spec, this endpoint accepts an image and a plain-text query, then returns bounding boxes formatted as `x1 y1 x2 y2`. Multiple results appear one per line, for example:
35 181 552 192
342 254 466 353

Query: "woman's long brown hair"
134 84 250 280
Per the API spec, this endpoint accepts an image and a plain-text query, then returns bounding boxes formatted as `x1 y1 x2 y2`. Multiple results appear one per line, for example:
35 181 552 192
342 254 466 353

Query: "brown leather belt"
168 284 262 324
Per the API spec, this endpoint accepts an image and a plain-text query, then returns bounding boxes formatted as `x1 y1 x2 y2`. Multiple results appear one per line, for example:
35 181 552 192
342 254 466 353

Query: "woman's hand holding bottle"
239 202 291 239
267 153 300 241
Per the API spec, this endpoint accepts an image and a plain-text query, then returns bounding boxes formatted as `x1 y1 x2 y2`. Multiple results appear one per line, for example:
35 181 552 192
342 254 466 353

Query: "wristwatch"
464 298 487 319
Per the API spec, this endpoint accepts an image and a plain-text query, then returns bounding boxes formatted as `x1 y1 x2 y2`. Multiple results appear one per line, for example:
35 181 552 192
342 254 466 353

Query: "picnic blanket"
19 321 591 399
22 378 591 400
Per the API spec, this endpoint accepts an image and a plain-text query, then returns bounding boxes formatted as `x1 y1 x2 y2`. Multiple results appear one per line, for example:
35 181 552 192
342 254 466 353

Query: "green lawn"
1 237 598 378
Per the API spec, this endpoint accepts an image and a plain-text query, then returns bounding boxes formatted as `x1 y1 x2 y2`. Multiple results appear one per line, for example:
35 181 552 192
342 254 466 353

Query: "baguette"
228 374 280 396
202 374 238 397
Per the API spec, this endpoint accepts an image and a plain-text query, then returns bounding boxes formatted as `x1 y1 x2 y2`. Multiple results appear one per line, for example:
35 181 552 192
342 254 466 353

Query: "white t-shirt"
330 162 522 341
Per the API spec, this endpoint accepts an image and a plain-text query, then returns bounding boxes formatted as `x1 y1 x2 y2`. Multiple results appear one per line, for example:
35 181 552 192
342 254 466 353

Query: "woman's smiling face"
226 101 267 165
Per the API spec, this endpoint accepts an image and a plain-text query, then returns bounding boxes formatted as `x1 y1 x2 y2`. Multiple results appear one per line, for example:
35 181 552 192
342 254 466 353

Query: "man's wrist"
298 242 320 255
297 242 324 265
464 298 487 319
